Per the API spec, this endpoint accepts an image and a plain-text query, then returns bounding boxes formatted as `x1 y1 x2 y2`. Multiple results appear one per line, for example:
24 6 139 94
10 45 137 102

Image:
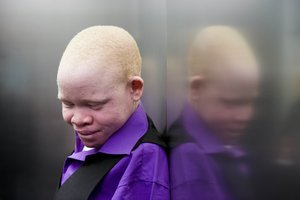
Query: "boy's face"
57 65 135 149
192 63 259 145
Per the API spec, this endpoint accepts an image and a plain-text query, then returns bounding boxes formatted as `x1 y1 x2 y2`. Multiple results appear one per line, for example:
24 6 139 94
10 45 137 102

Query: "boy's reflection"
167 26 260 200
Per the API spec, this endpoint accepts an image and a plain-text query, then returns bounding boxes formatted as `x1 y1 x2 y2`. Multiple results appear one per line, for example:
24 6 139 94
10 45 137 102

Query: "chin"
220 130 243 145
230 133 244 144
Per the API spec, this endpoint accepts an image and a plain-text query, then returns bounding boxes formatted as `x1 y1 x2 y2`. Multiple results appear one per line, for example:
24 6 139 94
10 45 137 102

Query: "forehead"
59 57 124 81
57 64 122 98
207 63 260 98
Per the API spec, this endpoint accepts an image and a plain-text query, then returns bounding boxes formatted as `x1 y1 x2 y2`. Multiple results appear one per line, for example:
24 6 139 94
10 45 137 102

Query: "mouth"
76 130 98 136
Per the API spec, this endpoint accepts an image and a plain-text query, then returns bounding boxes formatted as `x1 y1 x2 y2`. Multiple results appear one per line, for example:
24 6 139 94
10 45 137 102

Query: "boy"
54 26 169 200
167 26 260 200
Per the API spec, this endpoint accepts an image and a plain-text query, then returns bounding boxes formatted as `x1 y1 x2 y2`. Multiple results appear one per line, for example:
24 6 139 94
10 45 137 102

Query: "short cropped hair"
58 26 142 80
187 26 257 77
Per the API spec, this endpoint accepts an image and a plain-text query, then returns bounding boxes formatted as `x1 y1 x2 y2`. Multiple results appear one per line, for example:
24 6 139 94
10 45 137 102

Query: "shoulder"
118 143 169 187
170 142 209 172
133 142 167 158
129 143 168 173
113 143 169 199
169 142 216 189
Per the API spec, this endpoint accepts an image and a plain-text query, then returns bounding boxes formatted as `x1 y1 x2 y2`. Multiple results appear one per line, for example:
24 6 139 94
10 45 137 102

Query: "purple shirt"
169 104 251 200
60 103 169 200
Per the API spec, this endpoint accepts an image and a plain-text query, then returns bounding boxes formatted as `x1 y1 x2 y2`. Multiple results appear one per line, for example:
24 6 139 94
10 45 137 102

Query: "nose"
71 109 93 128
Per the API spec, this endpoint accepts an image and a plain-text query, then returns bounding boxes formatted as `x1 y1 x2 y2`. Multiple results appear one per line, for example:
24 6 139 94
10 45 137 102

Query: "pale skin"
189 61 260 145
57 62 143 149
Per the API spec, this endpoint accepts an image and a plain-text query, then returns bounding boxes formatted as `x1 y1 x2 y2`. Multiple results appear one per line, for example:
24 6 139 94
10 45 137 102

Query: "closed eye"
61 100 74 108
87 103 103 110
84 99 110 110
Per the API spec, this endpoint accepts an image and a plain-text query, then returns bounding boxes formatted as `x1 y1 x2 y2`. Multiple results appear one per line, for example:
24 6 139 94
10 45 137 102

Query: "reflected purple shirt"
170 104 249 200
60 103 169 200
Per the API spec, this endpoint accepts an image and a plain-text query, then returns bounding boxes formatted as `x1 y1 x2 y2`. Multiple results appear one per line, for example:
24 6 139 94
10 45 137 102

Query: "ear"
128 76 144 101
189 75 205 102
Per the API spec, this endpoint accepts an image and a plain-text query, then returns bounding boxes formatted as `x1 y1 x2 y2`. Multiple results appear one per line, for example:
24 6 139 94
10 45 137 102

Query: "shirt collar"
182 103 246 158
69 102 148 161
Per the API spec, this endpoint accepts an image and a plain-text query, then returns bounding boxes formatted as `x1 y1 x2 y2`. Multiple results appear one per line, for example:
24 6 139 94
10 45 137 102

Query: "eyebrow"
57 96 110 105
57 91 111 104
81 98 110 105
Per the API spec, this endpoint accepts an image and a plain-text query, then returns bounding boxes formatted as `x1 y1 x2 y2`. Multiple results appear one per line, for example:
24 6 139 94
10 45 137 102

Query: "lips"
76 130 98 136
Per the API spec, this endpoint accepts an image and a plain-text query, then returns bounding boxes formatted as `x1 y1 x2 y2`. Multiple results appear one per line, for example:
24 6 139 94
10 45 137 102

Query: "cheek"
92 110 126 135
92 88 134 130
114 90 134 117
62 108 73 124
93 103 132 129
